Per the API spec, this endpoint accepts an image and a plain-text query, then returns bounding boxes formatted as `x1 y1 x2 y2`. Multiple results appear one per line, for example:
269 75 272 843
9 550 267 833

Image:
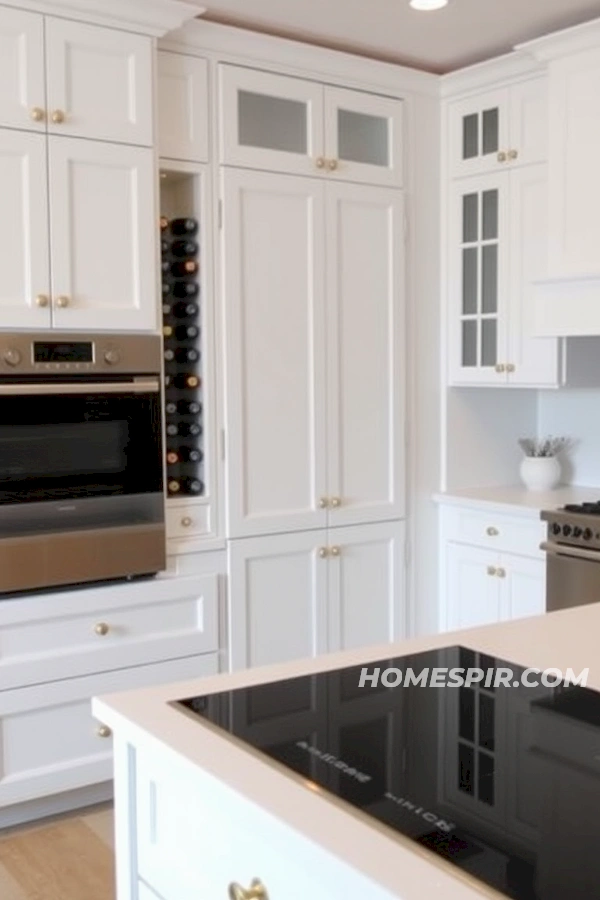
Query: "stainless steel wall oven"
0 332 165 595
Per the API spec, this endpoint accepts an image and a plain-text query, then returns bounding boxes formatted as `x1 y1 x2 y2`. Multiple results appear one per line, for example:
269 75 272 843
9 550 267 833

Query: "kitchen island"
94 604 600 900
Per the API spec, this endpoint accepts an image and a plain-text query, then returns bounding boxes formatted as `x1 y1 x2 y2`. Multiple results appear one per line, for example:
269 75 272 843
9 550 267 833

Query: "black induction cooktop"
176 646 600 900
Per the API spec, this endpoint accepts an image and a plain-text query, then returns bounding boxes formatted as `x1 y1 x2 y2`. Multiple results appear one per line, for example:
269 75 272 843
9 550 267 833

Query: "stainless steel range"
541 503 600 611
0 332 165 595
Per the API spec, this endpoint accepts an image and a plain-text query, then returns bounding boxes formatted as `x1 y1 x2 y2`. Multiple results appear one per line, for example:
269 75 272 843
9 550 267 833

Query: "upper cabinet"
449 78 547 178
219 64 403 186
0 8 45 132
45 19 153 146
0 10 153 145
157 51 209 162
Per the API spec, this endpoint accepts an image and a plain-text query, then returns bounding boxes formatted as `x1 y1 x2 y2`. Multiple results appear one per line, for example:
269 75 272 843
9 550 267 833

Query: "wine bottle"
166 450 180 465
170 260 198 277
167 479 181 494
165 401 178 415
163 301 199 319
163 325 173 338
181 477 204 495
160 216 169 231
160 239 170 254
174 347 200 364
170 218 198 236
176 399 202 415
172 373 200 389
170 239 199 257
160 259 171 274
168 281 199 299
173 324 199 340
161 282 172 297
179 446 203 463
164 349 175 363
166 422 203 438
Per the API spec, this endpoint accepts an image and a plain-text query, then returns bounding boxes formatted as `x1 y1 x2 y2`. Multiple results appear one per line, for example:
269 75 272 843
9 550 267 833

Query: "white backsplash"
538 389 600 488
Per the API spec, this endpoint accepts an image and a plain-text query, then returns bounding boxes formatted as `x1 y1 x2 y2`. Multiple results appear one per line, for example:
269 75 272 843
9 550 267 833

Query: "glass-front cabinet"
449 173 509 384
219 64 403 185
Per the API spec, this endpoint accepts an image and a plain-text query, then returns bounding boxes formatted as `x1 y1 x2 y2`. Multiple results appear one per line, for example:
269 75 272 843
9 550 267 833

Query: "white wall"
538 388 600 487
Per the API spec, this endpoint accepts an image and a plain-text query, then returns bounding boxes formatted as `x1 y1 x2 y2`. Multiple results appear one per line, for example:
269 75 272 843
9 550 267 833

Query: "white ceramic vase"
519 455 561 492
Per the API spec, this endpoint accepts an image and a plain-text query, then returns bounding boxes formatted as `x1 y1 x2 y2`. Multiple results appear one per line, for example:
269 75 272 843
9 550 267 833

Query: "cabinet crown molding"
517 16 600 62
441 50 543 99
0 0 205 36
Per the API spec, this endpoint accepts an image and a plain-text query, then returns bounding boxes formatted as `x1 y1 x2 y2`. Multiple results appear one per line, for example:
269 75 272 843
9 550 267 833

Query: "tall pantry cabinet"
217 64 407 669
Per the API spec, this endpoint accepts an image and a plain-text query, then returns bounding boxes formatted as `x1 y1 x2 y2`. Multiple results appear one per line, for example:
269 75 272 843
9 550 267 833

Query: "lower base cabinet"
227 520 406 670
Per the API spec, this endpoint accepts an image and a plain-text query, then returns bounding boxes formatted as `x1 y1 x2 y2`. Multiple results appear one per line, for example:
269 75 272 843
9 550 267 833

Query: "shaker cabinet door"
157 51 209 162
0 129 51 329
445 542 503 631
326 182 405 525
48 138 157 331
0 7 45 132
221 168 328 537
45 18 153 145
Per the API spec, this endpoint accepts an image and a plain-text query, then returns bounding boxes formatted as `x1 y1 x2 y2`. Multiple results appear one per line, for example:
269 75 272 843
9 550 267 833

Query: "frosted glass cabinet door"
449 89 509 177
448 173 509 385
324 86 403 187
219 64 324 175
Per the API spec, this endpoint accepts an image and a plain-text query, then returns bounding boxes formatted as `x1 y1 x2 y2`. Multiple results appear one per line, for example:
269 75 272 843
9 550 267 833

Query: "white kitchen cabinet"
449 78 546 177
48 138 157 331
448 166 560 386
222 169 405 537
0 7 45 132
221 168 328 537
326 183 405 525
443 539 545 632
228 521 405 670
45 18 153 146
323 85 404 187
219 64 403 184
0 129 51 329
157 51 209 162
0 652 218 811
327 521 406 652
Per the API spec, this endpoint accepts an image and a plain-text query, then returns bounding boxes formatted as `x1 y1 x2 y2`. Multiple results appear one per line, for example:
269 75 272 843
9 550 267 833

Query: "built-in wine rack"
161 215 204 497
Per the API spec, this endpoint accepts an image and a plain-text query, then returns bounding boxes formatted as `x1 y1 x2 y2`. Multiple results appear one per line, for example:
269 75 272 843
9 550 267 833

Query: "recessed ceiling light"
410 0 448 10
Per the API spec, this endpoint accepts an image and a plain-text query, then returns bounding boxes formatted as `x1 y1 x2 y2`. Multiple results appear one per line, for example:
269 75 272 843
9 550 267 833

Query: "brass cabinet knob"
30 107 45 122
487 566 497 576
508 149 518 161
318 547 329 558
55 295 70 308
497 151 507 163
94 622 110 636
330 496 341 508
496 567 506 579
315 157 325 169
486 526 499 537
96 724 112 738
35 294 49 308
318 497 329 509
181 516 193 527
228 879 269 900
495 363 505 374
506 363 516 373
330 546 341 557
51 109 66 124
328 158 339 170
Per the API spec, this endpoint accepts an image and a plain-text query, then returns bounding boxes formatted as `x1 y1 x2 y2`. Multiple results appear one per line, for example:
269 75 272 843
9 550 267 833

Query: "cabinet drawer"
166 503 212 540
0 575 218 690
442 505 545 557
0 653 218 810
136 754 395 900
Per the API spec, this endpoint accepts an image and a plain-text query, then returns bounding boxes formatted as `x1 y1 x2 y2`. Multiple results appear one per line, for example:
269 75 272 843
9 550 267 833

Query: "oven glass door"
0 380 163 531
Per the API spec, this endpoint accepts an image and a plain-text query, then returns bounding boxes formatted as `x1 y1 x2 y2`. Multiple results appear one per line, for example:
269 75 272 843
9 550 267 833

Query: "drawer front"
0 575 218 689
166 503 212 540
444 506 545 557
136 754 396 900
0 653 218 810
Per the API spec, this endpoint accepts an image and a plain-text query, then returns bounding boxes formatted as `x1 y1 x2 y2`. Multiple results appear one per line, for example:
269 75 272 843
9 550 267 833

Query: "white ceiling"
201 0 600 73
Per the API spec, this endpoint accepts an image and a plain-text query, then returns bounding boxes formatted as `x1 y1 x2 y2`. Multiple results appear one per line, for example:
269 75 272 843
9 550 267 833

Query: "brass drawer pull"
94 622 110 636
486 526 499 537
496 567 506 579
487 566 497 577
181 516 193 527
96 724 112 738
51 109 66 124
228 879 269 900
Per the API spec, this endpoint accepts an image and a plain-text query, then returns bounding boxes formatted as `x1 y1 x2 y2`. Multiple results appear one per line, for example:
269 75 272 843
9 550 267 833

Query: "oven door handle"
541 541 600 563
0 379 159 395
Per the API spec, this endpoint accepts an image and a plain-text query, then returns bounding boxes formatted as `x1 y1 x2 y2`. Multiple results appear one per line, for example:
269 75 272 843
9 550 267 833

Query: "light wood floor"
0 805 114 900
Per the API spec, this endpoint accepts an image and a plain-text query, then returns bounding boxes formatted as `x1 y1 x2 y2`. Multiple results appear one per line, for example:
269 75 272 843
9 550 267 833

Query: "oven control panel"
542 508 600 550
0 333 160 376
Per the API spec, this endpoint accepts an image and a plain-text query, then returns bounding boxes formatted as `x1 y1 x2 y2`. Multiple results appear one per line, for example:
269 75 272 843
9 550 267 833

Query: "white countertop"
94 606 600 900
434 483 600 516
